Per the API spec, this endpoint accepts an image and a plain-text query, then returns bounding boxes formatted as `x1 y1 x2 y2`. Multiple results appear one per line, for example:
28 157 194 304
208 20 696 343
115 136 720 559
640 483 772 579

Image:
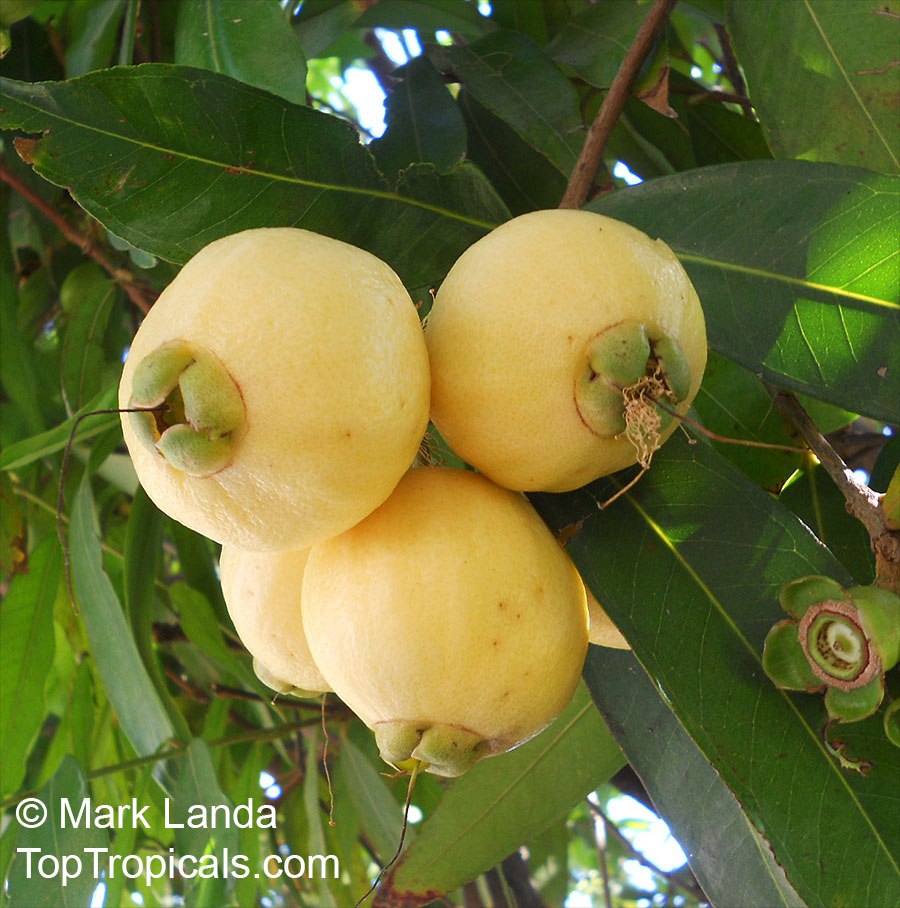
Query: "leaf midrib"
618 478 900 880
677 251 898 310
8 86 497 232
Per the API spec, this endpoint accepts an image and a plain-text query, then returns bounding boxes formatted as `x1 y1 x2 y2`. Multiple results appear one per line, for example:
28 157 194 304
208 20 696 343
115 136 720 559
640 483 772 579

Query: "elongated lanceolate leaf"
728 0 900 175
530 434 900 907
69 474 176 758
6 757 109 908
171 739 238 908
0 65 508 288
590 160 900 423
585 650 804 908
378 684 624 905
0 385 118 472
0 536 59 797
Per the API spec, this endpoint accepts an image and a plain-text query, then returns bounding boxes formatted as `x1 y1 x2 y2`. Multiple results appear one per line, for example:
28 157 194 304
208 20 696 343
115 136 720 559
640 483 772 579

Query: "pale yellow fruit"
301 467 589 777
119 227 430 551
219 545 330 696
425 210 707 492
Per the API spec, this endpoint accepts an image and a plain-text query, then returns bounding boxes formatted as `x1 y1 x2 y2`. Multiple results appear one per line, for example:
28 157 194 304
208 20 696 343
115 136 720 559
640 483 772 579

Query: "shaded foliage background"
0 1 898 906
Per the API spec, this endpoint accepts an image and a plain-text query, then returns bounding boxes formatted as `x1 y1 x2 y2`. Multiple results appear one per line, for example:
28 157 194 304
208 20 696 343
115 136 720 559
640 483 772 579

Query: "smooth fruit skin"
219 545 330 696
119 228 430 551
301 467 589 775
425 210 707 492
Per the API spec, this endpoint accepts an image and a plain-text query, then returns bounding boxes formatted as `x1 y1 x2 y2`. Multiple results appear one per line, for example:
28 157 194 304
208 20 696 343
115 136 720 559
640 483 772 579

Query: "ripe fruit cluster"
120 212 707 776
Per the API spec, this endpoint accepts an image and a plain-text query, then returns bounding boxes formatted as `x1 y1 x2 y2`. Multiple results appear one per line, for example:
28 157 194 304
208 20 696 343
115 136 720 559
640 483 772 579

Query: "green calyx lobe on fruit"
575 321 690 465
128 340 245 477
375 721 491 778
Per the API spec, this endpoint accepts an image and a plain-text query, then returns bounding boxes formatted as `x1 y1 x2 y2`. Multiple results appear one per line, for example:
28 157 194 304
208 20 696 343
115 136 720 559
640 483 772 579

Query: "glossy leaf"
431 29 584 176
175 0 307 105
531 433 900 906
590 160 900 422
5 756 109 908
378 684 625 904
0 535 59 797
69 474 177 758
0 65 508 288
728 0 900 174
585 649 805 907
372 55 467 181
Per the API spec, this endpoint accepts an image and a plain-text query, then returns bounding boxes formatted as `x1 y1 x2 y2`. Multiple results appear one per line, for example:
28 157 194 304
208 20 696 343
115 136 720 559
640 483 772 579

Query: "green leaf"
546 1 646 89
780 463 876 584
585 649 805 907
6 756 109 908
0 471 26 575
0 385 118 472
171 581 253 687
169 521 229 625
0 65 508 288
175 0 307 106
530 434 900 907
459 90 567 216
372 55 467 181
124 488 192 739
304 728 338 908
0 535 60 797
589 160 900 423
693 352 803 492
728 0 900 174
70 473 177 758
379 684 624 903
686 97 773 166
64 0 127 77
171 738 239 908
0 204 43 434
355 0 495 36
59 265 116 415
431 29 584 176
336 731 407 864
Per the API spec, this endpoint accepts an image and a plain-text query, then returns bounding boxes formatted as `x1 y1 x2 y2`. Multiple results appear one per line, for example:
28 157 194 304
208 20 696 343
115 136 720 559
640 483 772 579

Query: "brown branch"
0 157 154 313
559 0 679 210
713 23 753 116
766 383 900 593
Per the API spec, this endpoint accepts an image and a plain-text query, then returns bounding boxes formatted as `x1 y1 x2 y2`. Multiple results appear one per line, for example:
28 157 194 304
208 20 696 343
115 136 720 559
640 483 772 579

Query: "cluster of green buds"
762 576 899 726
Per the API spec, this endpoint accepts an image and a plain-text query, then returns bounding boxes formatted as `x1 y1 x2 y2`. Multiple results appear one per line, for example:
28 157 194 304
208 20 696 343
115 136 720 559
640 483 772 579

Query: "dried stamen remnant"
798 600 881 690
